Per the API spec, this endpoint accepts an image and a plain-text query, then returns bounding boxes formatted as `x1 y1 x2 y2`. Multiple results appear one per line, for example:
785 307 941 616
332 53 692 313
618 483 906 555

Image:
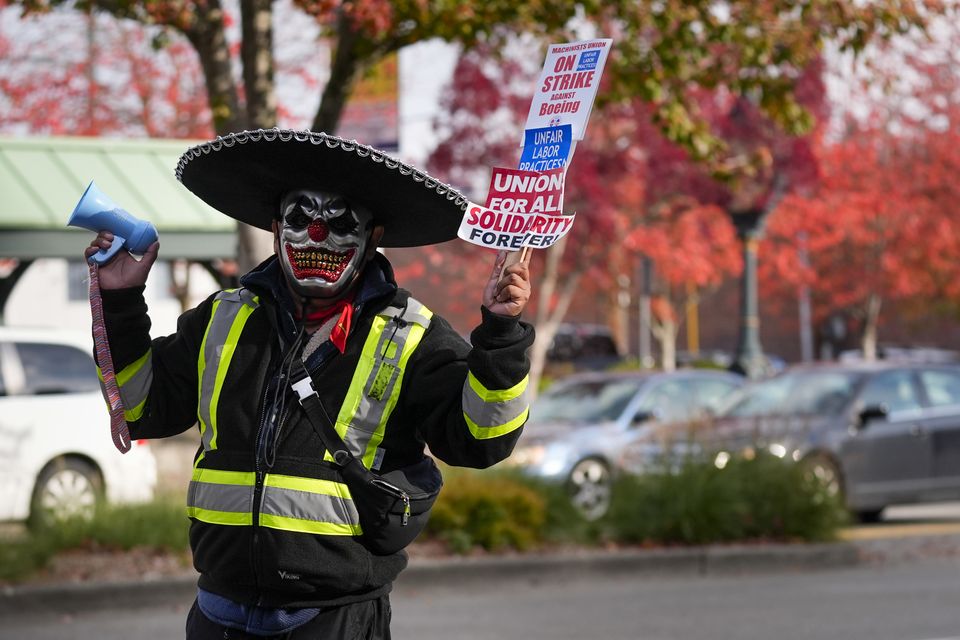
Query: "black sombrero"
175 128 469 247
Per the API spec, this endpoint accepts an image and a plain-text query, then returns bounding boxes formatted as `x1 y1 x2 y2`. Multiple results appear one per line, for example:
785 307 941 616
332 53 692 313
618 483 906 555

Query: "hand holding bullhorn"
67 181 159 265
68 180 159 454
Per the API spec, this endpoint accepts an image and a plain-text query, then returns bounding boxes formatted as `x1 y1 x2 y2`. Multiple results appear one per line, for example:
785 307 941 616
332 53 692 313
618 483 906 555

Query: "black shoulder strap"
289 358 353 465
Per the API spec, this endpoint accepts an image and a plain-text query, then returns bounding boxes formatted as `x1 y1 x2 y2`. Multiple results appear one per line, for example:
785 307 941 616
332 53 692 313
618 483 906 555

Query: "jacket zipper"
251 381 271 599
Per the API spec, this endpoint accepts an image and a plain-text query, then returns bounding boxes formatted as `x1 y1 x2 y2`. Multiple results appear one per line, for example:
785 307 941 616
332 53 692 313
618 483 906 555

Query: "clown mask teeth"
286 245 356 281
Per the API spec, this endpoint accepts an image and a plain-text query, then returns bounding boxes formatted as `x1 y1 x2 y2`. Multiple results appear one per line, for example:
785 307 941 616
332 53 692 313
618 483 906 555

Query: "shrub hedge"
421 453 847 552
0 455 847 582
603 454 848 545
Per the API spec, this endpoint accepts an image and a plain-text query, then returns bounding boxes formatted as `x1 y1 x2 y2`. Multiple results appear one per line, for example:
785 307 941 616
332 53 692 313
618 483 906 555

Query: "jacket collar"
241 253 399 339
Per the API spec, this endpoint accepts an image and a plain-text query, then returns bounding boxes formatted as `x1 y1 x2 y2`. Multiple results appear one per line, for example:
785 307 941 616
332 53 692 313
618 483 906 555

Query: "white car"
0 327 157 526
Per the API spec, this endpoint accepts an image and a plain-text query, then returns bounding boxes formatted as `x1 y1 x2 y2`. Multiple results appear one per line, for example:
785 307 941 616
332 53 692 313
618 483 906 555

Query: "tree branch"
182 0 245 134
240 0 276 129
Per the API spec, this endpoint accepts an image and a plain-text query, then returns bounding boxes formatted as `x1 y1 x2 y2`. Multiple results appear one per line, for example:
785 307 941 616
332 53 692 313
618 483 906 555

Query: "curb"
0 541 859 617
396 542 860 590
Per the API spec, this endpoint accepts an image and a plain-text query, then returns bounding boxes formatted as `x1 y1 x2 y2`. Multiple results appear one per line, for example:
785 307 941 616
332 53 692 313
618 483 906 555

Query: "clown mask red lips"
277 190 375 299
285 244 356 281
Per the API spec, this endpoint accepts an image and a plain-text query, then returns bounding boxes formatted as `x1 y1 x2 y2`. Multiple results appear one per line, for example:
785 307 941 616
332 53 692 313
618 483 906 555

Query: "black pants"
185 596 391 640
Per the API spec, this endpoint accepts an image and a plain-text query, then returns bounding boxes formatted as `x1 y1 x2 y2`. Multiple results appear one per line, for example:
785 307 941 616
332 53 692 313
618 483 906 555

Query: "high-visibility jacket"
97 254 534 608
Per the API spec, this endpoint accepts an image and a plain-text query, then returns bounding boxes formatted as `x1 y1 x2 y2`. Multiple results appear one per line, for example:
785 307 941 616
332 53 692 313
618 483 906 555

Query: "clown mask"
275 190 376 299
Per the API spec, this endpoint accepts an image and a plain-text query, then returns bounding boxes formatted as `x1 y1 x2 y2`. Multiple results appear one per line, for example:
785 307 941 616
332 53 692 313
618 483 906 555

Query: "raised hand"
84 231 160 290
482 251 531 317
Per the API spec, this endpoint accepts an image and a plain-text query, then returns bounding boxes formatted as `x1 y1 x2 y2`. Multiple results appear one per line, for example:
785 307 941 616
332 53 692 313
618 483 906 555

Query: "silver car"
510 370 743 519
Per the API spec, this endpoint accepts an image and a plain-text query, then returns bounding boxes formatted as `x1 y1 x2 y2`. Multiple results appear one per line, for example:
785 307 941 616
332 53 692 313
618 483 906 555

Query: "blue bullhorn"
67 181 159 265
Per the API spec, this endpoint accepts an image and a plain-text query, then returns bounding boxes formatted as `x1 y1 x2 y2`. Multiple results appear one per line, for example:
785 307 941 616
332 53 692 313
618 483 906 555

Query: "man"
85 128 534 639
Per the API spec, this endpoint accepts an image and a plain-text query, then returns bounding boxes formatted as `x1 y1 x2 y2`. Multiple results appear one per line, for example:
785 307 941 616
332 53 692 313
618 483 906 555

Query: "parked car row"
508 369 743 519
0 327 157 527
512 360 960 523
7 322 960 529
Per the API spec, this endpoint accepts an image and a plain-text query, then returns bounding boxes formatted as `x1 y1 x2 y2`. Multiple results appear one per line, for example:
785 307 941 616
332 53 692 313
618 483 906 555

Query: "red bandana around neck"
299 293 355 353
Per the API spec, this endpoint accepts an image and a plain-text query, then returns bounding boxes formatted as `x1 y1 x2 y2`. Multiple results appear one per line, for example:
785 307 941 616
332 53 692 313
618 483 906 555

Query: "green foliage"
0 498 188 583
603 453 848 545
8 0 942 159
425 469 548 553
80 498 190 550
492 469 602 545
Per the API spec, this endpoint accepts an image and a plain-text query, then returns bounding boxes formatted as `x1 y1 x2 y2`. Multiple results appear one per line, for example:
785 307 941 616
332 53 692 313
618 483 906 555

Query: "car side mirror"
632 408 662 426
857 404 889 429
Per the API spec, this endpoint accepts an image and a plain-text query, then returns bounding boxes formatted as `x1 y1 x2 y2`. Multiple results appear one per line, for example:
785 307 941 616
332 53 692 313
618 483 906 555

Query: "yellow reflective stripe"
324 315 389 463
186 506 252 526
116 350 151 386
191 467 256 486
208 304 257 451
465 406 530 440
264 474 353 500
361 315 430 468
98 350 152 421
124 396 148 422
260 514 362 536
196 298 222 455
467 372 529 403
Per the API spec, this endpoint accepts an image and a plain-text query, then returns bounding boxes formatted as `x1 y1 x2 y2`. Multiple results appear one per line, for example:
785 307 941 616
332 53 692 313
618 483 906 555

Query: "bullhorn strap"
89 263 132 454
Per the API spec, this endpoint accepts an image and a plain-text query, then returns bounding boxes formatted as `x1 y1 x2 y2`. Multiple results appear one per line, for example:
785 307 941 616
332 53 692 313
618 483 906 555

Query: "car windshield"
719 371 861 417
530 378 642 424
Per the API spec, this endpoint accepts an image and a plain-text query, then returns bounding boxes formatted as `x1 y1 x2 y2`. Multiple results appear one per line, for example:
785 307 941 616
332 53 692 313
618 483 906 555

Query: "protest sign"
457 37 610 253
485 166 565 214
458 203 576 251
523 38 612 140
518 125 573 172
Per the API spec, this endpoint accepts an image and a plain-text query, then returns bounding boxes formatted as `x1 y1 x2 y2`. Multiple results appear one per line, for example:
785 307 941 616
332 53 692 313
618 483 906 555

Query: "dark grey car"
705 362 960 521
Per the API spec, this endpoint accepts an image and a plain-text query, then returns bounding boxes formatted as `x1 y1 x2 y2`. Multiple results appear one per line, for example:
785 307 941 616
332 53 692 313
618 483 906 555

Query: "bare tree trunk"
312 11 365 132
169 260 192 313
182 0 245 134
233 0 279 273
240 0 277 128
652 315 678 372
861 294 883 362
528 236 583 396
608 243 629 356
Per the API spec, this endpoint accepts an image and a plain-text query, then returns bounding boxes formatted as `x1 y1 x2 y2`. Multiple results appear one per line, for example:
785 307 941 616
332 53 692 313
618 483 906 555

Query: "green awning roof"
0 136 237 260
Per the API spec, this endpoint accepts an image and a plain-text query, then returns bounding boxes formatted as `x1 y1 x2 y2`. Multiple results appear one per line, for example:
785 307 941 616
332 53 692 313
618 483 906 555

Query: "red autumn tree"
762 124 960 360
761 19 960 361
4 0 937 271
424 47 749 385
0 11 211 137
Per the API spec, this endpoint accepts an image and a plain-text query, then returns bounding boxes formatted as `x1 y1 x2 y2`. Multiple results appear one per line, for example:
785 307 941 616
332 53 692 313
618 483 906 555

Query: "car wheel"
30 457 103 529
801 454 844 499
567 458 612 521
854 508 884 524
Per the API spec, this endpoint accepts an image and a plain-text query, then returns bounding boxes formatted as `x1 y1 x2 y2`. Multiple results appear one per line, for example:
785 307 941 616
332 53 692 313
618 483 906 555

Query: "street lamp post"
728 208 769 378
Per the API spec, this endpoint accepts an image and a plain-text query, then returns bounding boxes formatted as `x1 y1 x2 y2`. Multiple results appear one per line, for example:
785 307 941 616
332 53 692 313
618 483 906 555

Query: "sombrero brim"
175 129 468 248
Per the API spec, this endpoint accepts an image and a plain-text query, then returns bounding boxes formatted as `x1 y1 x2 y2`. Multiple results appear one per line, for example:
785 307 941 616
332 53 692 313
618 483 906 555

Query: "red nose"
307 220 329 242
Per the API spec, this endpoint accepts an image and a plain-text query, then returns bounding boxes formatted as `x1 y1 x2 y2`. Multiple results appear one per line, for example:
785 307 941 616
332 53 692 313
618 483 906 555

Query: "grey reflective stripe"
187 481 255 517
197 289 260 453
117 351 152 410
261 486 360 526
340 298 431 464
461 380 530 429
